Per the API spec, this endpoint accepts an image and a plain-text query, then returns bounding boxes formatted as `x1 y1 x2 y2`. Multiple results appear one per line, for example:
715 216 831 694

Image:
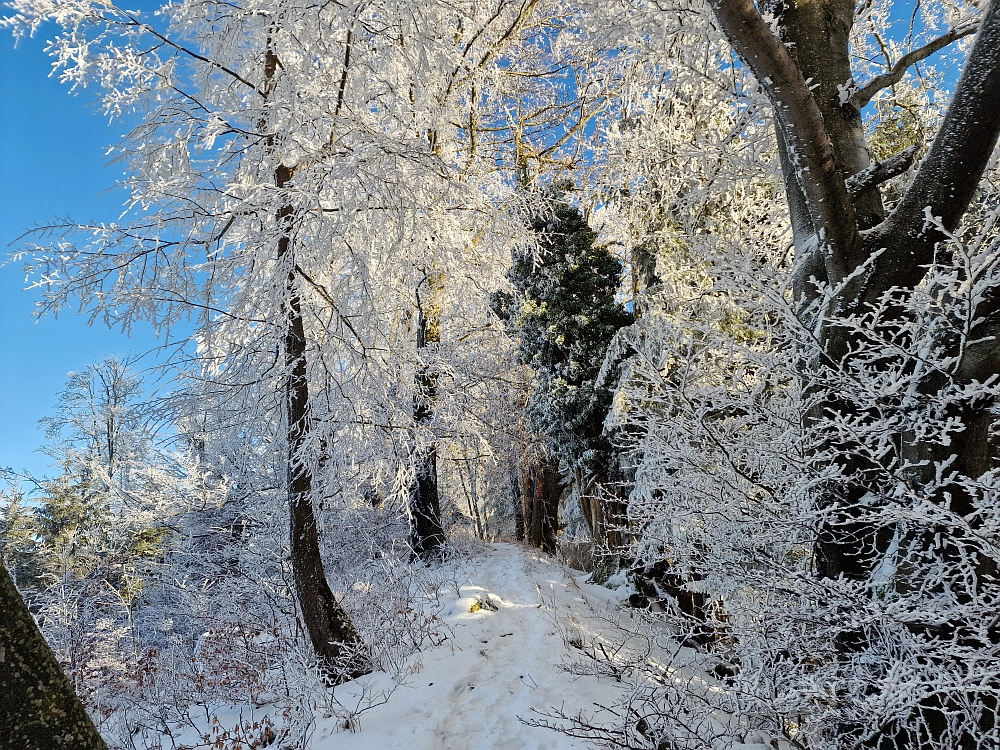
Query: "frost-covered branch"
844 144 917 196
864 0 1000 306
852 20 980 109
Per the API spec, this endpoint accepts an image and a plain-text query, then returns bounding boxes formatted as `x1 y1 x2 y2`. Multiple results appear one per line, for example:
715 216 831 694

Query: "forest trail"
322 543 628 749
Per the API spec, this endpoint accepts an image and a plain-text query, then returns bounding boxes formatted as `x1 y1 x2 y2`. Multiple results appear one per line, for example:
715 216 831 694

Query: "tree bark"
708 1 1000 745
712 0 1000 575
277 164 366 681
524 457 560 554
409 272 447 561
768 0 884 232
0 561 107 750
262 38 365 679
863 7 1000 307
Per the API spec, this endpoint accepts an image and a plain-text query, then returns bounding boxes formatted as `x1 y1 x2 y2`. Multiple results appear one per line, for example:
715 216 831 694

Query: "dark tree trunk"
887 399 1000 749
630 560 713 645
409 442 445 559
276 163 366 681
409 273 447 561
524 457 560 554
714 0 1000 585
512 466 526 541
0 562 107 750
707 2 1000 746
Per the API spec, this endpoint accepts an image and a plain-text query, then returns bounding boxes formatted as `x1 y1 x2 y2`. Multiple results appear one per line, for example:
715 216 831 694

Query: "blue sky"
0 29 159 480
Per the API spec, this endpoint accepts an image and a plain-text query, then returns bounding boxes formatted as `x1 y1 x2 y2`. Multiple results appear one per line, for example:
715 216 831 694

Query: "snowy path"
319 543 627 749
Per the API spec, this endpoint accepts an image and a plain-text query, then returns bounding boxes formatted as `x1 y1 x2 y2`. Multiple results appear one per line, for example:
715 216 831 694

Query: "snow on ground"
317 543 628 749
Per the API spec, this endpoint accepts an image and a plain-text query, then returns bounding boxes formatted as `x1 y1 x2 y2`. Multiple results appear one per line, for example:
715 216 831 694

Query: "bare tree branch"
845 145 918 196
853 22 980 109
293 263 367 353
116 9 266 97
863 0 1000 307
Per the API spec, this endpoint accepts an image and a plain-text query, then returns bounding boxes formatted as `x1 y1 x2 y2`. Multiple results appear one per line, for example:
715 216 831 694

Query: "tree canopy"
3 0 1000 747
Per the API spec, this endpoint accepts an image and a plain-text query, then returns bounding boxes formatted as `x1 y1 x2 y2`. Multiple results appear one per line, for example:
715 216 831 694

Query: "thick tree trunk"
739 0 1000 587
577 478 600 544
578 470 628 556
276 165 366 681
524 457 560 554
709 2 1000 746
889 401 999 749
409 441 445 559
409 272 447 561
767 0 884 233
0 561 107 750
761 0 889 585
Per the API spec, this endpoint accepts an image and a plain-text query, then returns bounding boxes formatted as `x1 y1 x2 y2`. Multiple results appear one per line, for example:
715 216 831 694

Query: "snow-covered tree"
4 0 556 672
497 191 633 557
6 0 1000 745
557 1 1000 748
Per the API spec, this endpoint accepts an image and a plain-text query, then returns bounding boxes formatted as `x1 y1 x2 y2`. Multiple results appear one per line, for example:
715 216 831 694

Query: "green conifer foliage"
0 490 41 587
33 477 109 582
503 199 634 475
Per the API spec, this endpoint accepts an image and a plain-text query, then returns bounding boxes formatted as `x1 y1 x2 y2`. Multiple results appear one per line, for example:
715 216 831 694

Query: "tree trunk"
758 0 890 586
512 465 526 541
887 398 999 749
524 457 560 554
578 475 600 544
409 272 447 561
578 470 627 556
0 561 107 750
708 2 1000 746
276 164 366 681
456 458 486 540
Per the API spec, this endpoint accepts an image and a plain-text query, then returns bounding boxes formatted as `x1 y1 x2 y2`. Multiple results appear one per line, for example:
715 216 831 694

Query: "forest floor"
148 542 778 749
318 542 630 749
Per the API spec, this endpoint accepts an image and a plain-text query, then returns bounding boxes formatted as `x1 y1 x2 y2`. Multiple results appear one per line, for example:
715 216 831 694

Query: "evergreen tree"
514 202 633 470
0 488 41 588
13 360 176 692
497 194 633 553
32 476 108 590
32 359 163 590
